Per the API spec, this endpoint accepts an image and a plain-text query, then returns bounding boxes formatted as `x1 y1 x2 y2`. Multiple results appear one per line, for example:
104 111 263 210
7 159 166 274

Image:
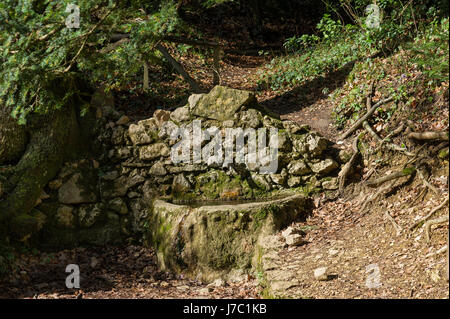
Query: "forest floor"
1 47 448 299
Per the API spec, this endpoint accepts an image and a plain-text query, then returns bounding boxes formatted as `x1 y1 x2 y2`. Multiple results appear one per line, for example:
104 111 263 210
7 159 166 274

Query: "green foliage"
0 0 180 123
409 18 449 83
316 13 343 40
260 23 376 91
261 1 448 92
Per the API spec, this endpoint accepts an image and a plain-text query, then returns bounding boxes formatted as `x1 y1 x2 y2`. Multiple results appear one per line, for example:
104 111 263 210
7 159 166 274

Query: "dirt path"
262 182 449 298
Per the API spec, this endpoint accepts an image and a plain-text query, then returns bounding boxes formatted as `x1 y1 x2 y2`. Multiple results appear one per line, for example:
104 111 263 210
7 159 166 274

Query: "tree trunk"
0 102 84 240
0 106 27 165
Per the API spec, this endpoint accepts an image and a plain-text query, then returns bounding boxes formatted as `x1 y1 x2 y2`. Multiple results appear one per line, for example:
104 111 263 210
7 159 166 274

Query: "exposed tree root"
410 196 449 230
384 210 402 236
359 180 396 214
417 168 439 195
338 133 362 194
365 167 416 187
425 215 449 243
408 131 449 141
340 96 394 140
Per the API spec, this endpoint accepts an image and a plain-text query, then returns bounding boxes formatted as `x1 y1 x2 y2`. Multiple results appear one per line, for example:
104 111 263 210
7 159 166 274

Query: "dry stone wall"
4 86 344 249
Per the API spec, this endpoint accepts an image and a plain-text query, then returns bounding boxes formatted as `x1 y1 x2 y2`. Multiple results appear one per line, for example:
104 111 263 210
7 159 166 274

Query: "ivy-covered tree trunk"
0 103 83 240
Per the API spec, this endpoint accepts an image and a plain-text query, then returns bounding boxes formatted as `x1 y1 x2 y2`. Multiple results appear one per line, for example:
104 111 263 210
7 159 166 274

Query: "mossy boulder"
147 194 310 282
189 86 257 121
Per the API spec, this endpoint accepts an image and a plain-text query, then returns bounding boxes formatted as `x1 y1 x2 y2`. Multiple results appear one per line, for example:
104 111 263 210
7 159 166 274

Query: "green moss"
438 148 449 159
402 167 416 175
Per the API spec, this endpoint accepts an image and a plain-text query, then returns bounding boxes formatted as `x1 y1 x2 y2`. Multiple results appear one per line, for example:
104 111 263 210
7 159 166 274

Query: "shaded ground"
0 245 260 299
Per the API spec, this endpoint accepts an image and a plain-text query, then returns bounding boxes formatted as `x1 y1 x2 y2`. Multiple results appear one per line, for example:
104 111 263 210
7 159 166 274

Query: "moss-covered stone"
190 86 257 121
146 194 310 282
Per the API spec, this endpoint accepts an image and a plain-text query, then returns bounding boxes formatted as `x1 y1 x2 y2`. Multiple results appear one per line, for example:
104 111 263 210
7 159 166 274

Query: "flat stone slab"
189 85 256 121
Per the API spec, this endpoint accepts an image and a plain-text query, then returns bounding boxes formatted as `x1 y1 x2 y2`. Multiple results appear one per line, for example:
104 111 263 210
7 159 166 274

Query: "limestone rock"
277 131 292 152
291 134 308 154
281 226 303 238
313 267 329 281
287 160 311 176
310 158 339 175
90 257 100 269
149 162 167 176
285 234 305 246
158 121 179 140
116 115 131 125
109 198 128 215
127 171 145 188
56 205 75 228
240 108 261 128
306 134 328 156
269 173 287 185
154 109 171 124
129 198 150 232
128 123 152 145
78 204 103 227
102 171 119 181
190 86 256 121
100 175 129 199
139 143 170 160
287 176 301 187
150 194 309 281
222 120 234 128
170 106 190 123
188 93 204 110
283 120 309 134
111 126 125 145
58 173 97 204
251 173 271 191
207 279 226 288
172 174 191 193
